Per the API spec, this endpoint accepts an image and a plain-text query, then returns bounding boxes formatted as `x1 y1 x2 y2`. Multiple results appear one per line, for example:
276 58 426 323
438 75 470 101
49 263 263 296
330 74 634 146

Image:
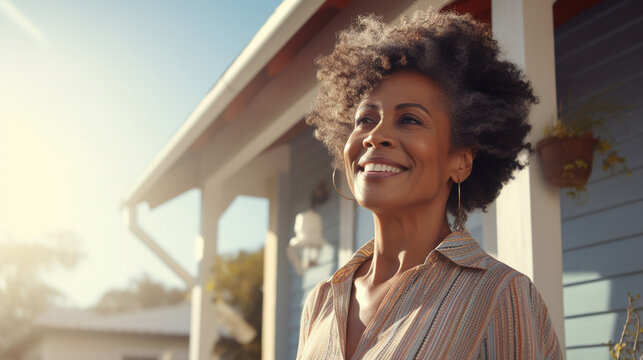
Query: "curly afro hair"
305 9 537 217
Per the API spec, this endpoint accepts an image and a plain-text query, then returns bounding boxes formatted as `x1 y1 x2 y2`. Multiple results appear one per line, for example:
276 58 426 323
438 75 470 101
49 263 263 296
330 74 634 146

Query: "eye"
355 116 375 127
399 114 422 125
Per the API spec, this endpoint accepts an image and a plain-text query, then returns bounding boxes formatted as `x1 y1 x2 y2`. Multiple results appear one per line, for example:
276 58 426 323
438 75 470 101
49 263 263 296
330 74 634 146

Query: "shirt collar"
331 230 493 284
433 231 494 270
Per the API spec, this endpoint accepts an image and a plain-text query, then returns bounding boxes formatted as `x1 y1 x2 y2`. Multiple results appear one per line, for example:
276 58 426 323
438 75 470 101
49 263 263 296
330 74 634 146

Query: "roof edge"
121 0 326 207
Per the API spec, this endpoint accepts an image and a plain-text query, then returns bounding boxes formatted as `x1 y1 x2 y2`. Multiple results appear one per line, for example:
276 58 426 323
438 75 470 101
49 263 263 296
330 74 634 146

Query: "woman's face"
343 70 462 213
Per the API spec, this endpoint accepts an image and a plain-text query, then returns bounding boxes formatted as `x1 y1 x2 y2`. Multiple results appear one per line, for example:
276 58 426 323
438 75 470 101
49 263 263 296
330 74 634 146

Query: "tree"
209 249 263 360
93 274 188 313
0 231 81 338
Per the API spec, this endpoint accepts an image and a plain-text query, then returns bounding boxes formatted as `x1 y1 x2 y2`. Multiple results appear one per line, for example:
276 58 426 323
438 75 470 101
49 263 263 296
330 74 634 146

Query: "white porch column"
190 180 225 360
490 0 565 351
263 177 279 360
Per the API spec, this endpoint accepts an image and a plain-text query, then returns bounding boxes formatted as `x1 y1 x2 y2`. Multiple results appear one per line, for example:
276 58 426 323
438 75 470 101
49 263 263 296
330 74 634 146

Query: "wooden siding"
554 0 643 358
284 128 338 360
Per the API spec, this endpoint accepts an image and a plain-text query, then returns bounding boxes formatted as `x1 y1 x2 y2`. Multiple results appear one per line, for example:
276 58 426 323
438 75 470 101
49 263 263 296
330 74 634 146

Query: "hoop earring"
332 165 355 201
453 177 467 232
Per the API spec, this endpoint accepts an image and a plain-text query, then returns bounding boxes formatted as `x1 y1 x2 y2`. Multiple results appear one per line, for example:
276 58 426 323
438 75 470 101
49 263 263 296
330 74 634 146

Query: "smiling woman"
344 71 462 217
299 9 561 360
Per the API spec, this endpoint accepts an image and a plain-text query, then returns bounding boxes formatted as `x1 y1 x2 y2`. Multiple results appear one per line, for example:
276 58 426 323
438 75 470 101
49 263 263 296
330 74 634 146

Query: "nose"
362 121 396 149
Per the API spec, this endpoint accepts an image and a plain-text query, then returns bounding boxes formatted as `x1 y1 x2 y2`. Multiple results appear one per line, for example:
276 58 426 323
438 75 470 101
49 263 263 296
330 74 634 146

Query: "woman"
298 9 562 360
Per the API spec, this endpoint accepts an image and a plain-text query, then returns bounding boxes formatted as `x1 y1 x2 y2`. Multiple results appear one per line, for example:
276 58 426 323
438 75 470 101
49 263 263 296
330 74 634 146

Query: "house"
0 302 255 360
0 303 190 360
121 0 642 359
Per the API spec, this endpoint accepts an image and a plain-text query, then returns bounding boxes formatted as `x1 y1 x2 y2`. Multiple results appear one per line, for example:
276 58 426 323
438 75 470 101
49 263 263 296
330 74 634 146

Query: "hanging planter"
538 90 632 201
536 131 597 187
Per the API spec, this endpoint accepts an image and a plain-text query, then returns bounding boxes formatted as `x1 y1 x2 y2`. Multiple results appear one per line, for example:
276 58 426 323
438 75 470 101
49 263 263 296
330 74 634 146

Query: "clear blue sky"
0 0 280 307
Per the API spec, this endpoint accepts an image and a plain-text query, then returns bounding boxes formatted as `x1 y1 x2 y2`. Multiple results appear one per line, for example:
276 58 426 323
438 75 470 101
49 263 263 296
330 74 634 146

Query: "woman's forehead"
357 71 448 110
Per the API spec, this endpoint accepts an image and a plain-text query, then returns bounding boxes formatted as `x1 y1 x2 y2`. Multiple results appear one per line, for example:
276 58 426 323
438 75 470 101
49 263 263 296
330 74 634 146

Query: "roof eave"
121 0 326 208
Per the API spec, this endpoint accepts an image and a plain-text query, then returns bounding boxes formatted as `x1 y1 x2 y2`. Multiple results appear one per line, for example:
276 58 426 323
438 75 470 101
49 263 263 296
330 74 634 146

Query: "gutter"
124 205 195 289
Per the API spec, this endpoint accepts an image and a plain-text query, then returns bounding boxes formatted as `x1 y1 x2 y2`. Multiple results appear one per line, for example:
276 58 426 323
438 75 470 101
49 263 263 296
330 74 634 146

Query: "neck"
365 201 453 285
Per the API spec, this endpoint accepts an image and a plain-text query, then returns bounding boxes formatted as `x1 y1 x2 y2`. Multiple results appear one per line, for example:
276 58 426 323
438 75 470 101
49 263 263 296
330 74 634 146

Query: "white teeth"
363 163 403 173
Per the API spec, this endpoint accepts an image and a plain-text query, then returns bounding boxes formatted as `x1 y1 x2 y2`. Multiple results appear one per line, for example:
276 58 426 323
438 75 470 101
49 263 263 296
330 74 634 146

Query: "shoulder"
479 261 563 359
482 260 550 325
297 279 334 357
449 252 529 302
305 278 332 305
484 261 547 312
461 253 535 296
301 278 332 322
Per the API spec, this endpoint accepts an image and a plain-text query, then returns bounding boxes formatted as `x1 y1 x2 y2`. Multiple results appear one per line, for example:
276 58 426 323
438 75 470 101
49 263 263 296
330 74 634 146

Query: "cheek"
343 133 361 166
409 137 450 181
343 133 363 191
410 138 440 163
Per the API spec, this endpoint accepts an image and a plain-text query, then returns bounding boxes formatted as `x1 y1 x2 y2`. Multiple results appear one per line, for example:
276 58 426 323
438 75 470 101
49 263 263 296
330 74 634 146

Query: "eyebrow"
356 103 432 118
395 103 432 117
356 103 378 113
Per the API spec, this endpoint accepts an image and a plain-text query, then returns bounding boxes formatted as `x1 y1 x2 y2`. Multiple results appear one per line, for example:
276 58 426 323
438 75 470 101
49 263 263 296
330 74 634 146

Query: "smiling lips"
358 161 407 177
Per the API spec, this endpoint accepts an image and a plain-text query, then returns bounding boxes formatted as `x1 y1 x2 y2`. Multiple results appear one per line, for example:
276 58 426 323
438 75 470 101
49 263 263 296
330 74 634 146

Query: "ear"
450 148 475 184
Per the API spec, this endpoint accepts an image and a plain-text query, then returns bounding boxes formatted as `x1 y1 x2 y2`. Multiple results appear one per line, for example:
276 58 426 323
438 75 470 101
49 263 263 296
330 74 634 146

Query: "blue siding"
555 0 643 358
284 127 338 360
355 205 374 249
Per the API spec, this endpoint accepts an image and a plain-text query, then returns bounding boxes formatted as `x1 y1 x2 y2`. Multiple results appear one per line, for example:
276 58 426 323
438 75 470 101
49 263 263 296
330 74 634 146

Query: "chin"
355 192 405 213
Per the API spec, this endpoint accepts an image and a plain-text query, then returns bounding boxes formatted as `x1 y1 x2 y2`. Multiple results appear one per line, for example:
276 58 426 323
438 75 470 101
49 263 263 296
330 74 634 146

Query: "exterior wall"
354 205 374 249
39 331 188 360
20 343 42 360
283 128 338 360
554 0 643 358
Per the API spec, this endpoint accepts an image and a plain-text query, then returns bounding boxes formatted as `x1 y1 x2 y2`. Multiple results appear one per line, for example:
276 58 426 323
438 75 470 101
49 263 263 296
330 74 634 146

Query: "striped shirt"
297 231 562 359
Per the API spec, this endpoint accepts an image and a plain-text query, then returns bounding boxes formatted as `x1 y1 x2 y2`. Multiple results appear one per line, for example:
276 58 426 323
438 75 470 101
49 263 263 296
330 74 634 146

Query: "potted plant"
536 91 632 201
604 293 642 360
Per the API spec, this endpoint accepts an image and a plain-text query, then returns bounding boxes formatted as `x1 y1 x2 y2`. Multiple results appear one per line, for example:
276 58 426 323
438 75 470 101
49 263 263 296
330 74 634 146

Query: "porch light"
286 209 328 275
